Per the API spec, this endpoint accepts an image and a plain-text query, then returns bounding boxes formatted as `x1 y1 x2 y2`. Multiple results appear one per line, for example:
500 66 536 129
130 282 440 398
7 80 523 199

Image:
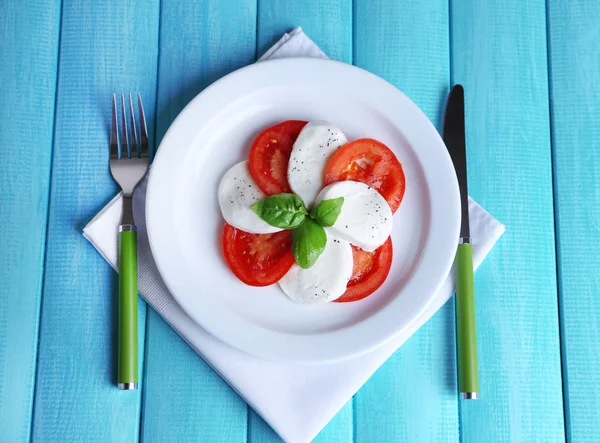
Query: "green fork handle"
118 227 138 389
456 242 479 398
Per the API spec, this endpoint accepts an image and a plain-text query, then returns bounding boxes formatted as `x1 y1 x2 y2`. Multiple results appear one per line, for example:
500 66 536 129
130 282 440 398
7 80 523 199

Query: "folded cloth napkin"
84 27 505 443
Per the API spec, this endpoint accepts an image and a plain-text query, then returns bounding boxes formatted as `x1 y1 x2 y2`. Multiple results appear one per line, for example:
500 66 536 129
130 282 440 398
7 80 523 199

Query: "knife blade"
443 85 470 240
443 84 479 400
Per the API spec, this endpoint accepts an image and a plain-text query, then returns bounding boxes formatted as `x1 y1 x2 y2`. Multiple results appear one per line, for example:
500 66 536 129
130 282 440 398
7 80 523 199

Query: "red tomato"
222 223 295 287
248 120 308 195
334 237 393 303
324 139 406 213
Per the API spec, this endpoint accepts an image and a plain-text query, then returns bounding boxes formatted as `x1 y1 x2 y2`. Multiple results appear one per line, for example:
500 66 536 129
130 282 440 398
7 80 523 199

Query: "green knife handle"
456 243 479 396
118 228 138 389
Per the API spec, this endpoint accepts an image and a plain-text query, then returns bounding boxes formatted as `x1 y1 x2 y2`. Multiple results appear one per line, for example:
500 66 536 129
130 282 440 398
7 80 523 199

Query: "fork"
110 93 150 390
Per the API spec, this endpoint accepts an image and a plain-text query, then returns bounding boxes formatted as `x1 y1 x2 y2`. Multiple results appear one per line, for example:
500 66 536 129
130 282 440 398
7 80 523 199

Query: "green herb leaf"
309 197 344 227
292 218 327 269
252 193 308 229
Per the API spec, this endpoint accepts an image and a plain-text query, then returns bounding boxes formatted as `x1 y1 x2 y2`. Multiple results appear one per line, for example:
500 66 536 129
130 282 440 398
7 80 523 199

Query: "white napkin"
84 28 505 443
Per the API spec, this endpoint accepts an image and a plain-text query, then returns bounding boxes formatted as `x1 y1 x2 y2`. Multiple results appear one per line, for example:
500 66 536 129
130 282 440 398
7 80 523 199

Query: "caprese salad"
218 120 405 304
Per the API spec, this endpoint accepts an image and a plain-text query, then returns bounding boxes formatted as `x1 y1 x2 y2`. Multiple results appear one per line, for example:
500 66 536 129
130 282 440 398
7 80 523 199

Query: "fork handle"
118 225 138 389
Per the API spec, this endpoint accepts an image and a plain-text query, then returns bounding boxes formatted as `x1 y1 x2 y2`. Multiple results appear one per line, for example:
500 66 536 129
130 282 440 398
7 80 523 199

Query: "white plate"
146 58 460 364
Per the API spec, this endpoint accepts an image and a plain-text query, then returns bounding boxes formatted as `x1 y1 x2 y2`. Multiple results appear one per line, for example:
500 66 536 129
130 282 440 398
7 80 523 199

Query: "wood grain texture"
140 0 255 441
141 312 248 443
0 1 60 441
256 0 352 63
547 0 600 440
31 0 159 441
2 0 591 441
352 1 460 442
250 1 353 441
451 0 565 441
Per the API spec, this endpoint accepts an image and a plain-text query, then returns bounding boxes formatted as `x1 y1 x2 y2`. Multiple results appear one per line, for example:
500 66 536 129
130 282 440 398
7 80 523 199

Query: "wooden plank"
256 0 352 63
249 1 353 441
141 313 248 442
352 1 460 442
0 0 60 440
139 0 255 441
451 0 565 441
547 0 600 440
153 0 257 144
31 0 159 441
354 310 459 442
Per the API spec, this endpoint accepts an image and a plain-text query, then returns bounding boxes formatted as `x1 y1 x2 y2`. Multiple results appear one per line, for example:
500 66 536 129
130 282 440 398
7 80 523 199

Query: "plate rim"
146 58 460 364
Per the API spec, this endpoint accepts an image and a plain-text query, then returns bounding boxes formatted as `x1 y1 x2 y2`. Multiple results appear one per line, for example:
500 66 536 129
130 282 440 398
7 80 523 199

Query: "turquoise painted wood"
451 0 565 441
353 1 460 442
142 313 248 442
3 0 600 441
547 0 600 440
31 0 159 441
140 0 255 441
0 1 60 441
256 0 352 64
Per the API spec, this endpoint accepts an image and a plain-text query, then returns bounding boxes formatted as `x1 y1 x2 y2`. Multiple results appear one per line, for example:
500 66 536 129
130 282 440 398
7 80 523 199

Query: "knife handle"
456 242 479 398
118 226 138 390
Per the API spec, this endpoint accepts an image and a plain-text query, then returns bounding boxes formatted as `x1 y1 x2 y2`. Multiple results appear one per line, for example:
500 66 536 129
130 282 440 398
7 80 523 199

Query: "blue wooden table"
1 0 598 441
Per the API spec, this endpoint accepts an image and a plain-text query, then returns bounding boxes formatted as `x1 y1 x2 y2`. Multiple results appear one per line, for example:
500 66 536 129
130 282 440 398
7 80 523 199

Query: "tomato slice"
324 139 405 213
249 120 308 195
222 223 295 287
334 237 393 303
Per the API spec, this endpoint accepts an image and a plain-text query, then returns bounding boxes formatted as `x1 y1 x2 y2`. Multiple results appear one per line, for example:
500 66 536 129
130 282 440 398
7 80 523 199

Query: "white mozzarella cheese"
218 161 282 234
287 121 348 208
278 235 353 304
315 181 393 252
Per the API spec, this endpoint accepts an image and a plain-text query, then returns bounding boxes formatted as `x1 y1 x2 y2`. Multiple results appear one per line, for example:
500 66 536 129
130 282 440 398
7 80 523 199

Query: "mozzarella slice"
218 161 282 234
315 181 393 252
287 121 348 208
279 234 353 304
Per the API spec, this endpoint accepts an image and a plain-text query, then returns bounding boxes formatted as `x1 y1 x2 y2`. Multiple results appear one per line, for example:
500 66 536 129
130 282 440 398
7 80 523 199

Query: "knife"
443 84 479 400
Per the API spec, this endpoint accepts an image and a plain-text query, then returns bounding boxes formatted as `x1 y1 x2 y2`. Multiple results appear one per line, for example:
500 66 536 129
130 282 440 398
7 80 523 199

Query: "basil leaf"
292 218 327 269
252 193 308 229
310 197 344 227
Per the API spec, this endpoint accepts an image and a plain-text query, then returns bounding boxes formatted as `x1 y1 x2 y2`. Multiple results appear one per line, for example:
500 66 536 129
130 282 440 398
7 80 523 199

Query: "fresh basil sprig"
252 193 308 229
291 218 327 269
310 197 344 227
252 193 344 268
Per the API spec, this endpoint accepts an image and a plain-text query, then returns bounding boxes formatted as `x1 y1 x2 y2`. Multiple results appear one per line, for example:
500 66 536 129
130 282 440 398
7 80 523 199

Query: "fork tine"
128 94 139 158
111 94 119 158
120 93 129 158
137 93 149 158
